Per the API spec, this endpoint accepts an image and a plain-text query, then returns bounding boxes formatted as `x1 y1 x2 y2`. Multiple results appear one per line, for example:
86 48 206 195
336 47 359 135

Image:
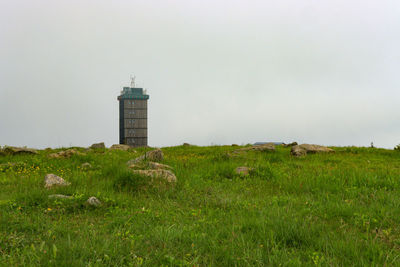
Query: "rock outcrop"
90 142 105 149
234 143 275 153
291 144 334 157
110 144 133 151
49 149 85 159
127 149 164 165
2 146 38 155
282 142 298 147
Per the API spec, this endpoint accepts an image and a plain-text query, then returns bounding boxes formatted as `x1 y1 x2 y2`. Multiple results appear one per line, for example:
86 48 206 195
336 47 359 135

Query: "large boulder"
131 169 177 183
44 174 71 189
291 144 334 157
127 149 164 164
110 144 133 151
90 142 105 149
49 149 85 159
3 146 38 155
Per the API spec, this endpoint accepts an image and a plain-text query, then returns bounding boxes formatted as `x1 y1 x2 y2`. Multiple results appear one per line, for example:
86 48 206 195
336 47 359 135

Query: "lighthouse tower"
117 77 149 147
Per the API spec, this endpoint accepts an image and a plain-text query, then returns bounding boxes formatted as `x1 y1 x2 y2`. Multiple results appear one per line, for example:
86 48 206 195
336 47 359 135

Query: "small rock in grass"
131 169 177 183
81 162 92 170
44 174 71 189
48 149 85 159
234 143 275 153
109 144 134 151
90 142 105 149
87 196 101 207
48 194 73 199
128 161 172 170
235 167 253 176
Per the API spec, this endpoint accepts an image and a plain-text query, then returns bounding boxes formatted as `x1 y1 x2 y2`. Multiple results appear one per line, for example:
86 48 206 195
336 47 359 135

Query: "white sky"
0 0 399 148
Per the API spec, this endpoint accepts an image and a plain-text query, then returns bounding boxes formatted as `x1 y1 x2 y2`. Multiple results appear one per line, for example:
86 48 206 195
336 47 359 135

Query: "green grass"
0 145 400 266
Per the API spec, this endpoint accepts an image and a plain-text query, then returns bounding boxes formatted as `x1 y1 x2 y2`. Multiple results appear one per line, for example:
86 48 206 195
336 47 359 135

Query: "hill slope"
1 145 400 266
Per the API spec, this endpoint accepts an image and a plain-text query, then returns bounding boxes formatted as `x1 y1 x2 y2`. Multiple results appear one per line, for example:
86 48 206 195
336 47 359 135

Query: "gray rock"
235 143 275 153
127 148 164 164
235 167 253 176
131 169 177 183
128 161 173 170
44 174 71 189
49 149 85 159
110 144 133 151
48 194 73 199
291 144 334 157
147 162 172 170
90 142 105 149
3 146 38 155
87 196 101 207
283 142 298 147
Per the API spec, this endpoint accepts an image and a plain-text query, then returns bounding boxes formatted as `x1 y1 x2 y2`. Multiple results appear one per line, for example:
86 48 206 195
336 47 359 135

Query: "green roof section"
118 87 149 100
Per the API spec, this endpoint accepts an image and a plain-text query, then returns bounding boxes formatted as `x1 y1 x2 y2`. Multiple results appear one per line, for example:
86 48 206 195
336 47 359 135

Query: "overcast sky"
0 0 399 149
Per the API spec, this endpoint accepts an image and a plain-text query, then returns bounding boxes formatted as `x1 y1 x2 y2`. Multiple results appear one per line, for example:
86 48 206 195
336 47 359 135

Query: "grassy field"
0 145 400 266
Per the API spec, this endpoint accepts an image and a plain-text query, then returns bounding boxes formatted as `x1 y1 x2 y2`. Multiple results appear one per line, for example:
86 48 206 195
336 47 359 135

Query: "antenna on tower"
130 75 136 88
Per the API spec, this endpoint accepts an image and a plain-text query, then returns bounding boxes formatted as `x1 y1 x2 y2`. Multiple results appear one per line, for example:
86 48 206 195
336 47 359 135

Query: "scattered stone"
2 146 38 155
49 149 85 159
282 142 298 147
48 194 73 199
234 143 275 153
291 144 335 157
81 162 92 170
129 161 173 170
110 144 134 151
127 148 164 164
235 166 253 176
253 143 276 151
87 196 101 207
44 174 71 189
131 169 177 183
90 142 105 149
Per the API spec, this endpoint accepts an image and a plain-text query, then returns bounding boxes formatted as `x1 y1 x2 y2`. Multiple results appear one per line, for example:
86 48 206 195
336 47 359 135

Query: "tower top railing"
118 87 149 100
